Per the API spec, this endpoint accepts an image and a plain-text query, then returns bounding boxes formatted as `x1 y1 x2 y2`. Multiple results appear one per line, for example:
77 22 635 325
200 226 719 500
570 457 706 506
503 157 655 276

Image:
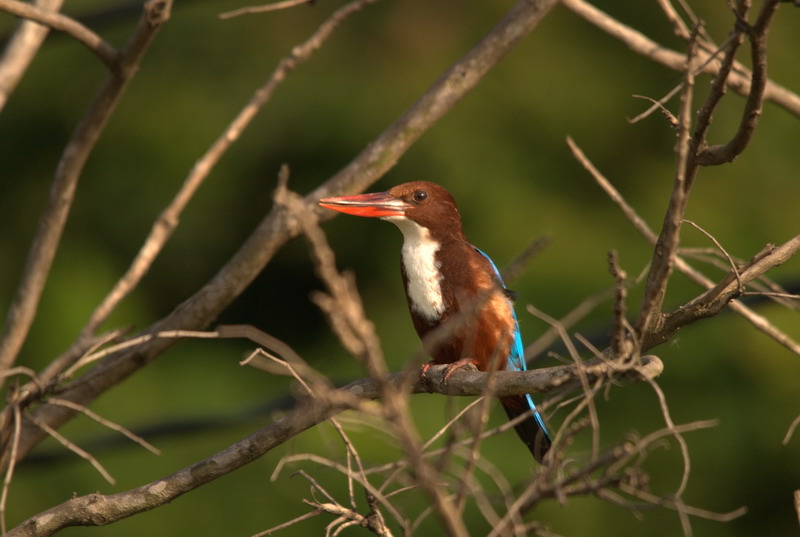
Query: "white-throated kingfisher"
319 181 552 462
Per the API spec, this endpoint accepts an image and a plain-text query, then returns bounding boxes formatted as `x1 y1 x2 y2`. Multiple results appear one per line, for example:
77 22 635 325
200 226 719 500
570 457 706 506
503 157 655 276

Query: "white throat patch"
384 216 444 321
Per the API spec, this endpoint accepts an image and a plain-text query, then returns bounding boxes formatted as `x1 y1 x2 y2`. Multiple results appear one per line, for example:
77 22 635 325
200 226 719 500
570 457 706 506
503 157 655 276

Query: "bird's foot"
419 358 480 391
419 361 437 393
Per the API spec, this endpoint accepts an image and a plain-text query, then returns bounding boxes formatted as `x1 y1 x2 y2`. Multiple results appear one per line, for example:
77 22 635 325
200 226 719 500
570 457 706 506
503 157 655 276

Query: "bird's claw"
419 361 436 393
419 358 479 392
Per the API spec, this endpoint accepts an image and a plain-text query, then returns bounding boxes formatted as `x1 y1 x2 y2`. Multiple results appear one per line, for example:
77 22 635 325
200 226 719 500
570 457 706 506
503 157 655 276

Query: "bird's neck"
385 216 453 322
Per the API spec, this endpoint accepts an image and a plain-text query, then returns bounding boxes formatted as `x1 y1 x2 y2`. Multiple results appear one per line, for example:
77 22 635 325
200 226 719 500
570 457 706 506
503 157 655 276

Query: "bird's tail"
499 395 552 463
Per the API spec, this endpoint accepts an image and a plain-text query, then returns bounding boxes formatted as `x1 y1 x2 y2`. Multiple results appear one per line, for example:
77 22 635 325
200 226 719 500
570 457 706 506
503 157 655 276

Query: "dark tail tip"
500 396 552 463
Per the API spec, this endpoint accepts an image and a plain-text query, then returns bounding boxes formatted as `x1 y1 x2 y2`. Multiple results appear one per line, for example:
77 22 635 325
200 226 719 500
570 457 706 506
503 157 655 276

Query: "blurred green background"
1 0 799 535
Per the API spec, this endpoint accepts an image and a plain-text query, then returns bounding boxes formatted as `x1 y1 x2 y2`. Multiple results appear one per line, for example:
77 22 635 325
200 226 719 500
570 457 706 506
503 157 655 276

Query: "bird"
318 181 552 462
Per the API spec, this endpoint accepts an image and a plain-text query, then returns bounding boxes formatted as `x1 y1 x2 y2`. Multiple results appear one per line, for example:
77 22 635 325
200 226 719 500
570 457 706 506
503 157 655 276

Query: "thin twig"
647 379 691 497
682 219 742 293
0 404 21 536
782 414 800 446
220 0 314 19
252 510 320 536
26 415 115 485
48 398 160 455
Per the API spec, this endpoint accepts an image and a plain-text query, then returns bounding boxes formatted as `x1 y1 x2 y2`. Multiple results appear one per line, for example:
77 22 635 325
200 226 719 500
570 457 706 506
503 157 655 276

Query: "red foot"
419 358 480 390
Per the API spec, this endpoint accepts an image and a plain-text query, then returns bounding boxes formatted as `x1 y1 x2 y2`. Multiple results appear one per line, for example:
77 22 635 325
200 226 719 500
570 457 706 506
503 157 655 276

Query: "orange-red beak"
318 192 410 218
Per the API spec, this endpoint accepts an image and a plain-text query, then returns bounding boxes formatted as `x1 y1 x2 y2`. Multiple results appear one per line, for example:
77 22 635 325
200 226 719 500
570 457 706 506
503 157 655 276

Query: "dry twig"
220 0 315 20
0 0 64 112
0 0 173 387
0 0 118 68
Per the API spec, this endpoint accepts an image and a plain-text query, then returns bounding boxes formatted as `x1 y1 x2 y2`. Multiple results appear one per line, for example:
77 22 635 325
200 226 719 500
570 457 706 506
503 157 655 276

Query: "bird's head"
319 181 464 240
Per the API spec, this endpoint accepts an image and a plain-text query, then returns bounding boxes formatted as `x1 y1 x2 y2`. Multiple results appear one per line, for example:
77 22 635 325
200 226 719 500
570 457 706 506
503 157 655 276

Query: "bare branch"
0 0 64 112
651 235 800 349
561 0 800 117
0 404 21 535
0 0 172 382
0 0 119 68
220 0 314 20
569 136 800 355
47 398 160 455
696 0 782 165
8 350 662 536
635 27 700 339
26 415 115 485
275 171 389 381
784 414 800 446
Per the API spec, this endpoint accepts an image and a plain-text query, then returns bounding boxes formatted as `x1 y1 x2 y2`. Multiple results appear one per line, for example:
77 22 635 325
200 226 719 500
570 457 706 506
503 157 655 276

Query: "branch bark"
0 0 119 68
0 0 64 112
8 355 662 537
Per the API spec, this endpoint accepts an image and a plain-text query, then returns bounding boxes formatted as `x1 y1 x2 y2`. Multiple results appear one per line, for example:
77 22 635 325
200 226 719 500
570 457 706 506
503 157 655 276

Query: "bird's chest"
400 238 446 322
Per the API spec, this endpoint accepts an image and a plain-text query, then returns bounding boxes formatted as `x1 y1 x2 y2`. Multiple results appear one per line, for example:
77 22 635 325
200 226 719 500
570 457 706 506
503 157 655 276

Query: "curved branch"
9 355 662 537
0 0 119 68
0 0 64 113
695 0 782 165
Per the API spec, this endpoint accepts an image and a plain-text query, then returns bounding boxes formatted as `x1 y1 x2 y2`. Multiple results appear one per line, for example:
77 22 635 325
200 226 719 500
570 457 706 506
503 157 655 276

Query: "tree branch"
8 356 661 537
0 0 172 385
0 0 64 112
561 0 800 117
569 136 800 355
695 0 781 165
0 0 119 69
634 27 700 339
646 234 800 349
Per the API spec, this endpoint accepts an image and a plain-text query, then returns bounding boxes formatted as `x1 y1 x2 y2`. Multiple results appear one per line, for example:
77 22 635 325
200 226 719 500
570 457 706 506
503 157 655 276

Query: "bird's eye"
412 190 428 203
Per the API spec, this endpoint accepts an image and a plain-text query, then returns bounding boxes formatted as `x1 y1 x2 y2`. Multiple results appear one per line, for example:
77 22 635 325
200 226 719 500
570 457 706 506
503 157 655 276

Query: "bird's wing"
472 246 526 372
473 246 552 451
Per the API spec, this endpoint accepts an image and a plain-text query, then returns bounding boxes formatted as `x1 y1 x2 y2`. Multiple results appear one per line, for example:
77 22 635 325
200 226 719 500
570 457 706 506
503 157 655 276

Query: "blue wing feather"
474 247 551 442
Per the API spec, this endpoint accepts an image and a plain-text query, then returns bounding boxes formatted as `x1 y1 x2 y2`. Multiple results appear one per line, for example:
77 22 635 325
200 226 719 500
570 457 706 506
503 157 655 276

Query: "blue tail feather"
474 247 552 461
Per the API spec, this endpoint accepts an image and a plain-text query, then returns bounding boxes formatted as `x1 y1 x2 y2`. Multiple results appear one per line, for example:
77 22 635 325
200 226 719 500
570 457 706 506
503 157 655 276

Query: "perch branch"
8 356 661 537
